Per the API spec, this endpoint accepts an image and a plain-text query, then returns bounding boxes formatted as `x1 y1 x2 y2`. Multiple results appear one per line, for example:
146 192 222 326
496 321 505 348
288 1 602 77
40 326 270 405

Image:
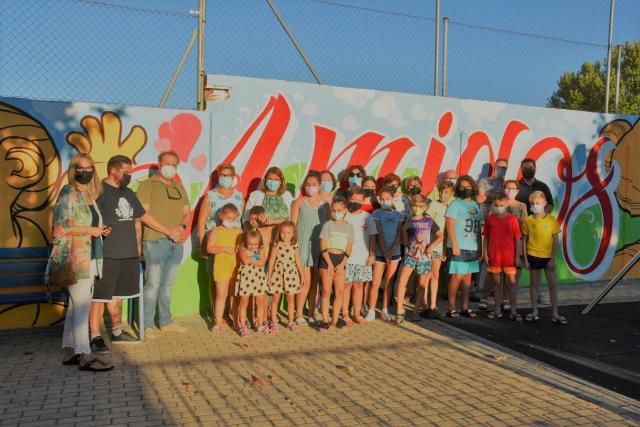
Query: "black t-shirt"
516 178 554 212
97 183 145 259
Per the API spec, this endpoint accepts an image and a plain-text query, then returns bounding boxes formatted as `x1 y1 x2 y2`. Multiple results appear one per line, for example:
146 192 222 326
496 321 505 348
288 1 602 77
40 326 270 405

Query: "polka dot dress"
235 264 268 297
269 242 301 295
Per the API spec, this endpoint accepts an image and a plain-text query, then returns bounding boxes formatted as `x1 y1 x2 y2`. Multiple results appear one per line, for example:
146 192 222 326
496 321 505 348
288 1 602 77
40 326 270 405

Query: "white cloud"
410 103 432 121
332 87 376 109
342 115 359 132
460 99 506 128
293 92 305 103
301 102 319 116
371 94 408 128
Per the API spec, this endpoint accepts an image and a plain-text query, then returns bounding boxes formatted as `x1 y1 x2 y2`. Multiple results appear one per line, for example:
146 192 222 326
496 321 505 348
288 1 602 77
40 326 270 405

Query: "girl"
344 188 377 325
504 179 528 225
367 187 404 322
382 173 411 218
320 170 337 205
523 191 566 324
396 194 443 323
318 199 354 330
267 222 305 331
290 171 328 325
236 230 269 336
206 204 242 333
361 176 379 214
336 165 367 200
445 176 482 319
424 181 453 318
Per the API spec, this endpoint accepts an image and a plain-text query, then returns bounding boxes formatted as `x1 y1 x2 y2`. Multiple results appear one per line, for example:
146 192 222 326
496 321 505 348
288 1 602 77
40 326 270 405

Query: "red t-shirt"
361 201 379 214
483 213 522 267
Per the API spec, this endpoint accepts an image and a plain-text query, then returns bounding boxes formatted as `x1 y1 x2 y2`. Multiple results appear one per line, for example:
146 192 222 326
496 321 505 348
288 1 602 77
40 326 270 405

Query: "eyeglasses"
75 166 94 172
348 172 362 178
165 185 183 200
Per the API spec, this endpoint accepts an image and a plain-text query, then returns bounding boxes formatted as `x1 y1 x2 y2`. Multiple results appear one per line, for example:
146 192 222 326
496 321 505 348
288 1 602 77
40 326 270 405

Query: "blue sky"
0 0 638 110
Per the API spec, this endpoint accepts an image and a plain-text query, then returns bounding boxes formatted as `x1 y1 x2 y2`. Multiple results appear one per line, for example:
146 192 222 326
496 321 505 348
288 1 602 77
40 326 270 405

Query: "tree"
547 40 640 115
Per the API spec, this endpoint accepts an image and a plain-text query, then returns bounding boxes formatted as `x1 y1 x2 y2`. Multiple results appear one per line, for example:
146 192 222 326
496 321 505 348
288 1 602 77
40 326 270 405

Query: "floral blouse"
45 185 103 282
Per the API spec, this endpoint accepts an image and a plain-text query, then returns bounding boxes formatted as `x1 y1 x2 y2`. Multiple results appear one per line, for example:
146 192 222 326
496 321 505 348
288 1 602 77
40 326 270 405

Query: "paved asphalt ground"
440 301 640 401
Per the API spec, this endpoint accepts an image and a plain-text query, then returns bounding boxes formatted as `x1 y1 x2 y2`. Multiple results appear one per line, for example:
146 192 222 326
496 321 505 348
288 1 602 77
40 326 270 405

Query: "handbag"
47 260 76 290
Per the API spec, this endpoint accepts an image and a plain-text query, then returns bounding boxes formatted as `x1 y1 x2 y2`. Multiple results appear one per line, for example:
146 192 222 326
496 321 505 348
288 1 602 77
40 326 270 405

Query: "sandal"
460 309 477 319
478 299 488 310
317 321 330 331
502 299 511 311
395 312 405 325
509 312 523 322
62 354 81 366
238 327 250 337
211 324 223 334
78 358 114 372
551 315 568 325
447 309 460 319
486 311 503 320
288 322 299 332
525 312 539 322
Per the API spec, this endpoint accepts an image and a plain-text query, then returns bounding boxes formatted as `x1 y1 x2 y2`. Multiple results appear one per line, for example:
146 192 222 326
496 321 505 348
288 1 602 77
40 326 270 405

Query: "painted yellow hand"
66 112 147 179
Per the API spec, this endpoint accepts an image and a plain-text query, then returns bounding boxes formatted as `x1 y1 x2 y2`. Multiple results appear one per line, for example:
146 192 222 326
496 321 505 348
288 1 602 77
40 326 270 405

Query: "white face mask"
493 206 507 215
332 211 346 221
530 203 544 214
222 219 236 228
504 188 518 200
160 165 177 180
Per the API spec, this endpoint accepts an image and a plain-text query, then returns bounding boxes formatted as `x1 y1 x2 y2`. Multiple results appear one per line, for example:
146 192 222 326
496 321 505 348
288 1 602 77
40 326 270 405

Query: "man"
516 158 554 214
136 151 192 338
89 155 180 355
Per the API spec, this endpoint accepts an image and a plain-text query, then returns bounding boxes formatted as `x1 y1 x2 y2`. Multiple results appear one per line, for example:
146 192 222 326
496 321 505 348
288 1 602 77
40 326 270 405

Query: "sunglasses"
165 185 183 200
348 172 362 178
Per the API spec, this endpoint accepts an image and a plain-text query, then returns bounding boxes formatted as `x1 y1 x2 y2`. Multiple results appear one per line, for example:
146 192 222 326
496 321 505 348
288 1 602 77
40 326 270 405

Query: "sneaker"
90 336 110 355
380 309 391 322
364 308 376 322
161 323 187 333
361 304 368 317
295 316 308 326
502 299 511 311
110 330 139 344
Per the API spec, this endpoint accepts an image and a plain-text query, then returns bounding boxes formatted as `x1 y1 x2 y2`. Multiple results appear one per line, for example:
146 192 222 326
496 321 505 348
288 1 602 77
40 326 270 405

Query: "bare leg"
270 292 281 325
256 294 267 327
89 302 105 337
460 273 473 312
491 273 502 315
369 262 385 310
395 266 414 315
320 268 333 323
307 268 319 319
529 269 541 317
286 293 296 324
382 261 400 312
546 269 559 319
227 281 235 326
213 280 229 328
429 259 441 309
342 282 353 324
106 298 123 331
448 274 463 311
504 273 517 315
297 266 311 320
352 282 365 324
331 269 345 327
421 273 434 310
415 286 425 313
238 296 249 329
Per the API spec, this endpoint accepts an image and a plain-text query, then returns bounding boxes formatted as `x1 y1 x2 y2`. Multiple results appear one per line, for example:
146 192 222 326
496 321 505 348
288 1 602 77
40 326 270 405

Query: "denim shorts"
402 258 431 275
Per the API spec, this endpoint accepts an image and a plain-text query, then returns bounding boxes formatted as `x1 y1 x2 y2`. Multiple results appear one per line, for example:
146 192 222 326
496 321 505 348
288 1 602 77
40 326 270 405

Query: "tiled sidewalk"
1 314 638 426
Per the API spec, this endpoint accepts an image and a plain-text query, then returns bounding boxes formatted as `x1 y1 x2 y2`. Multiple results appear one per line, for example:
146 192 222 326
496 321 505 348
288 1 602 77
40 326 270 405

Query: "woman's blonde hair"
68 153 102 199
260 166 287 195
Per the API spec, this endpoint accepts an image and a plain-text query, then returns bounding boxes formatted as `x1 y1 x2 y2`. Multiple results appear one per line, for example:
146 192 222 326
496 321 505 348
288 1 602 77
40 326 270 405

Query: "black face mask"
119 173 132 190
389 185 398 194
457 188 473 199
75 171 93 185
363 189 375 198
522 167 535 179
408 186 422 196
347 202 362 213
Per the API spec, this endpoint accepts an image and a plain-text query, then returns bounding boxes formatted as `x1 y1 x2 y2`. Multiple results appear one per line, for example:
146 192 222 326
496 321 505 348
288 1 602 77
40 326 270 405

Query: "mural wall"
0 75 638 328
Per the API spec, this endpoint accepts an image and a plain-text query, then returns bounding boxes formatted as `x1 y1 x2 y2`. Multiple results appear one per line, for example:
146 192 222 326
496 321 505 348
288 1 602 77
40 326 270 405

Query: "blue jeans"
143 239 183 328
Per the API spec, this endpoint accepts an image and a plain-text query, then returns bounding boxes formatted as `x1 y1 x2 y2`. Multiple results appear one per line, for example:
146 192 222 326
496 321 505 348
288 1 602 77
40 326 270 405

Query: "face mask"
363 189 375 198
505 188 518 200
305 185 320 197
222 219 236 228
160 165 177 180
218 176 234 189
75 171 93 185
332 211 346 221
320 181 333 193
348 176 362 187
119 173 132 190
522 167 535 179
408 186 422 196
412 207 425 217
457 188 473 199
531 203 544 214
493 206 507 215
495 167 507 179
381 200 393 210
265 179 280 192
389 185 398 194
347 202 362 213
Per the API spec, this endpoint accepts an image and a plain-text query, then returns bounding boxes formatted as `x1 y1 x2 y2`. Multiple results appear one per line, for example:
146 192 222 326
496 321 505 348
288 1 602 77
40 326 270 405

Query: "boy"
522 191 567 324
482 194 522 321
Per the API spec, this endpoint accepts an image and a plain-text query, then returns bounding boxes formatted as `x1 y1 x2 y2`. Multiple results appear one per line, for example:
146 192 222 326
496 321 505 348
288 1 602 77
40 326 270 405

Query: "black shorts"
375 255 401 263
319 253 346 270
527 255 550 270
93 258 141 302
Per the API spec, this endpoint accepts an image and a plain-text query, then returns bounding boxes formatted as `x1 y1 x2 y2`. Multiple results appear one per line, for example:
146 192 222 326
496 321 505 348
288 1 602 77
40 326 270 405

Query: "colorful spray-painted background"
1 75 638 328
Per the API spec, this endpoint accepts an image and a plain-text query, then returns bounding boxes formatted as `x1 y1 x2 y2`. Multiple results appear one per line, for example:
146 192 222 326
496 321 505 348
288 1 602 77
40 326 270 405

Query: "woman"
336 165 367 200
244 166 294 231
361 176 379 213
290 171 328 324
319 170 337 205
382 173 411 218
197 163 244 245
46 153 112 371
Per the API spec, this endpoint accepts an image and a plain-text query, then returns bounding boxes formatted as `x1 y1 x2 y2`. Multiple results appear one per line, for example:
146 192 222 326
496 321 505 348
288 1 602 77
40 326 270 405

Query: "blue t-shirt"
445 199 481 251
371 208 404 256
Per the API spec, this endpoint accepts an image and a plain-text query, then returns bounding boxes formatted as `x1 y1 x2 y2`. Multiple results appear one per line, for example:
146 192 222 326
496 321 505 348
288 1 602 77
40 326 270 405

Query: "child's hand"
225 247 235 254
482 255 489 265
440 254 447 262
452 246 461 257
515 257 522 268
327 262 334 271
547 259 556 272
335 262 345 272
524 259 530 270
367 255 375 266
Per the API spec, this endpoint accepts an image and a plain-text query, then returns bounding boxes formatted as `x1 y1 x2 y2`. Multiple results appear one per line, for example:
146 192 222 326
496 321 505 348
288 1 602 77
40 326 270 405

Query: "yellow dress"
212 227 241 281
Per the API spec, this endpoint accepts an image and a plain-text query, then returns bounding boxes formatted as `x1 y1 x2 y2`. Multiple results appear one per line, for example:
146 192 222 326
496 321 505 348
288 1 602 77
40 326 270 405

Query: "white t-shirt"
426 200 447 253
345 211 378 265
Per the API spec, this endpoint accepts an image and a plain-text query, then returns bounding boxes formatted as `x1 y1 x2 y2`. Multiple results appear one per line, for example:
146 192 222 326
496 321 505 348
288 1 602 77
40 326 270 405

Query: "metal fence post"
434 0 440 96
196 0 207 111
604 0 615 113
442 16 449 96
614 45 622 113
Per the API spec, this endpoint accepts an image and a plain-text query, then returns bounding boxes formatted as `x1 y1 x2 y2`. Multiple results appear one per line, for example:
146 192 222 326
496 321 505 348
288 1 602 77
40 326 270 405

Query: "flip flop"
79 358 114 372
551 315 568 325
525 312 540 323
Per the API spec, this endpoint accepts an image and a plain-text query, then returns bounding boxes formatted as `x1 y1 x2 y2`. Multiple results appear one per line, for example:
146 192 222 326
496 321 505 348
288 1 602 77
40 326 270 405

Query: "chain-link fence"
0 0 634 110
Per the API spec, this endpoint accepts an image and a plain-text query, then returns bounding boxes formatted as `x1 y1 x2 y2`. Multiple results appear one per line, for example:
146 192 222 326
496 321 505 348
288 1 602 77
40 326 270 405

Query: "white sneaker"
364 308 376 321
361 304 369 317
381 309 391 322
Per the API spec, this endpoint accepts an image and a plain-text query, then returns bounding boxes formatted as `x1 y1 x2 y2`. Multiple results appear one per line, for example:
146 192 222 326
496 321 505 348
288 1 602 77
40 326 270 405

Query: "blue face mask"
381 200 393 210
495 167 507 179
265 179 281 192
348 176 363 187
320 181 333 193
218 176 233 189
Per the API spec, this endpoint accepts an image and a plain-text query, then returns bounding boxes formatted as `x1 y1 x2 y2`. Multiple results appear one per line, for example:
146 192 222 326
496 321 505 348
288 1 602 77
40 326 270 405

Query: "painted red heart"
190 153 207 171
157 113 202 162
